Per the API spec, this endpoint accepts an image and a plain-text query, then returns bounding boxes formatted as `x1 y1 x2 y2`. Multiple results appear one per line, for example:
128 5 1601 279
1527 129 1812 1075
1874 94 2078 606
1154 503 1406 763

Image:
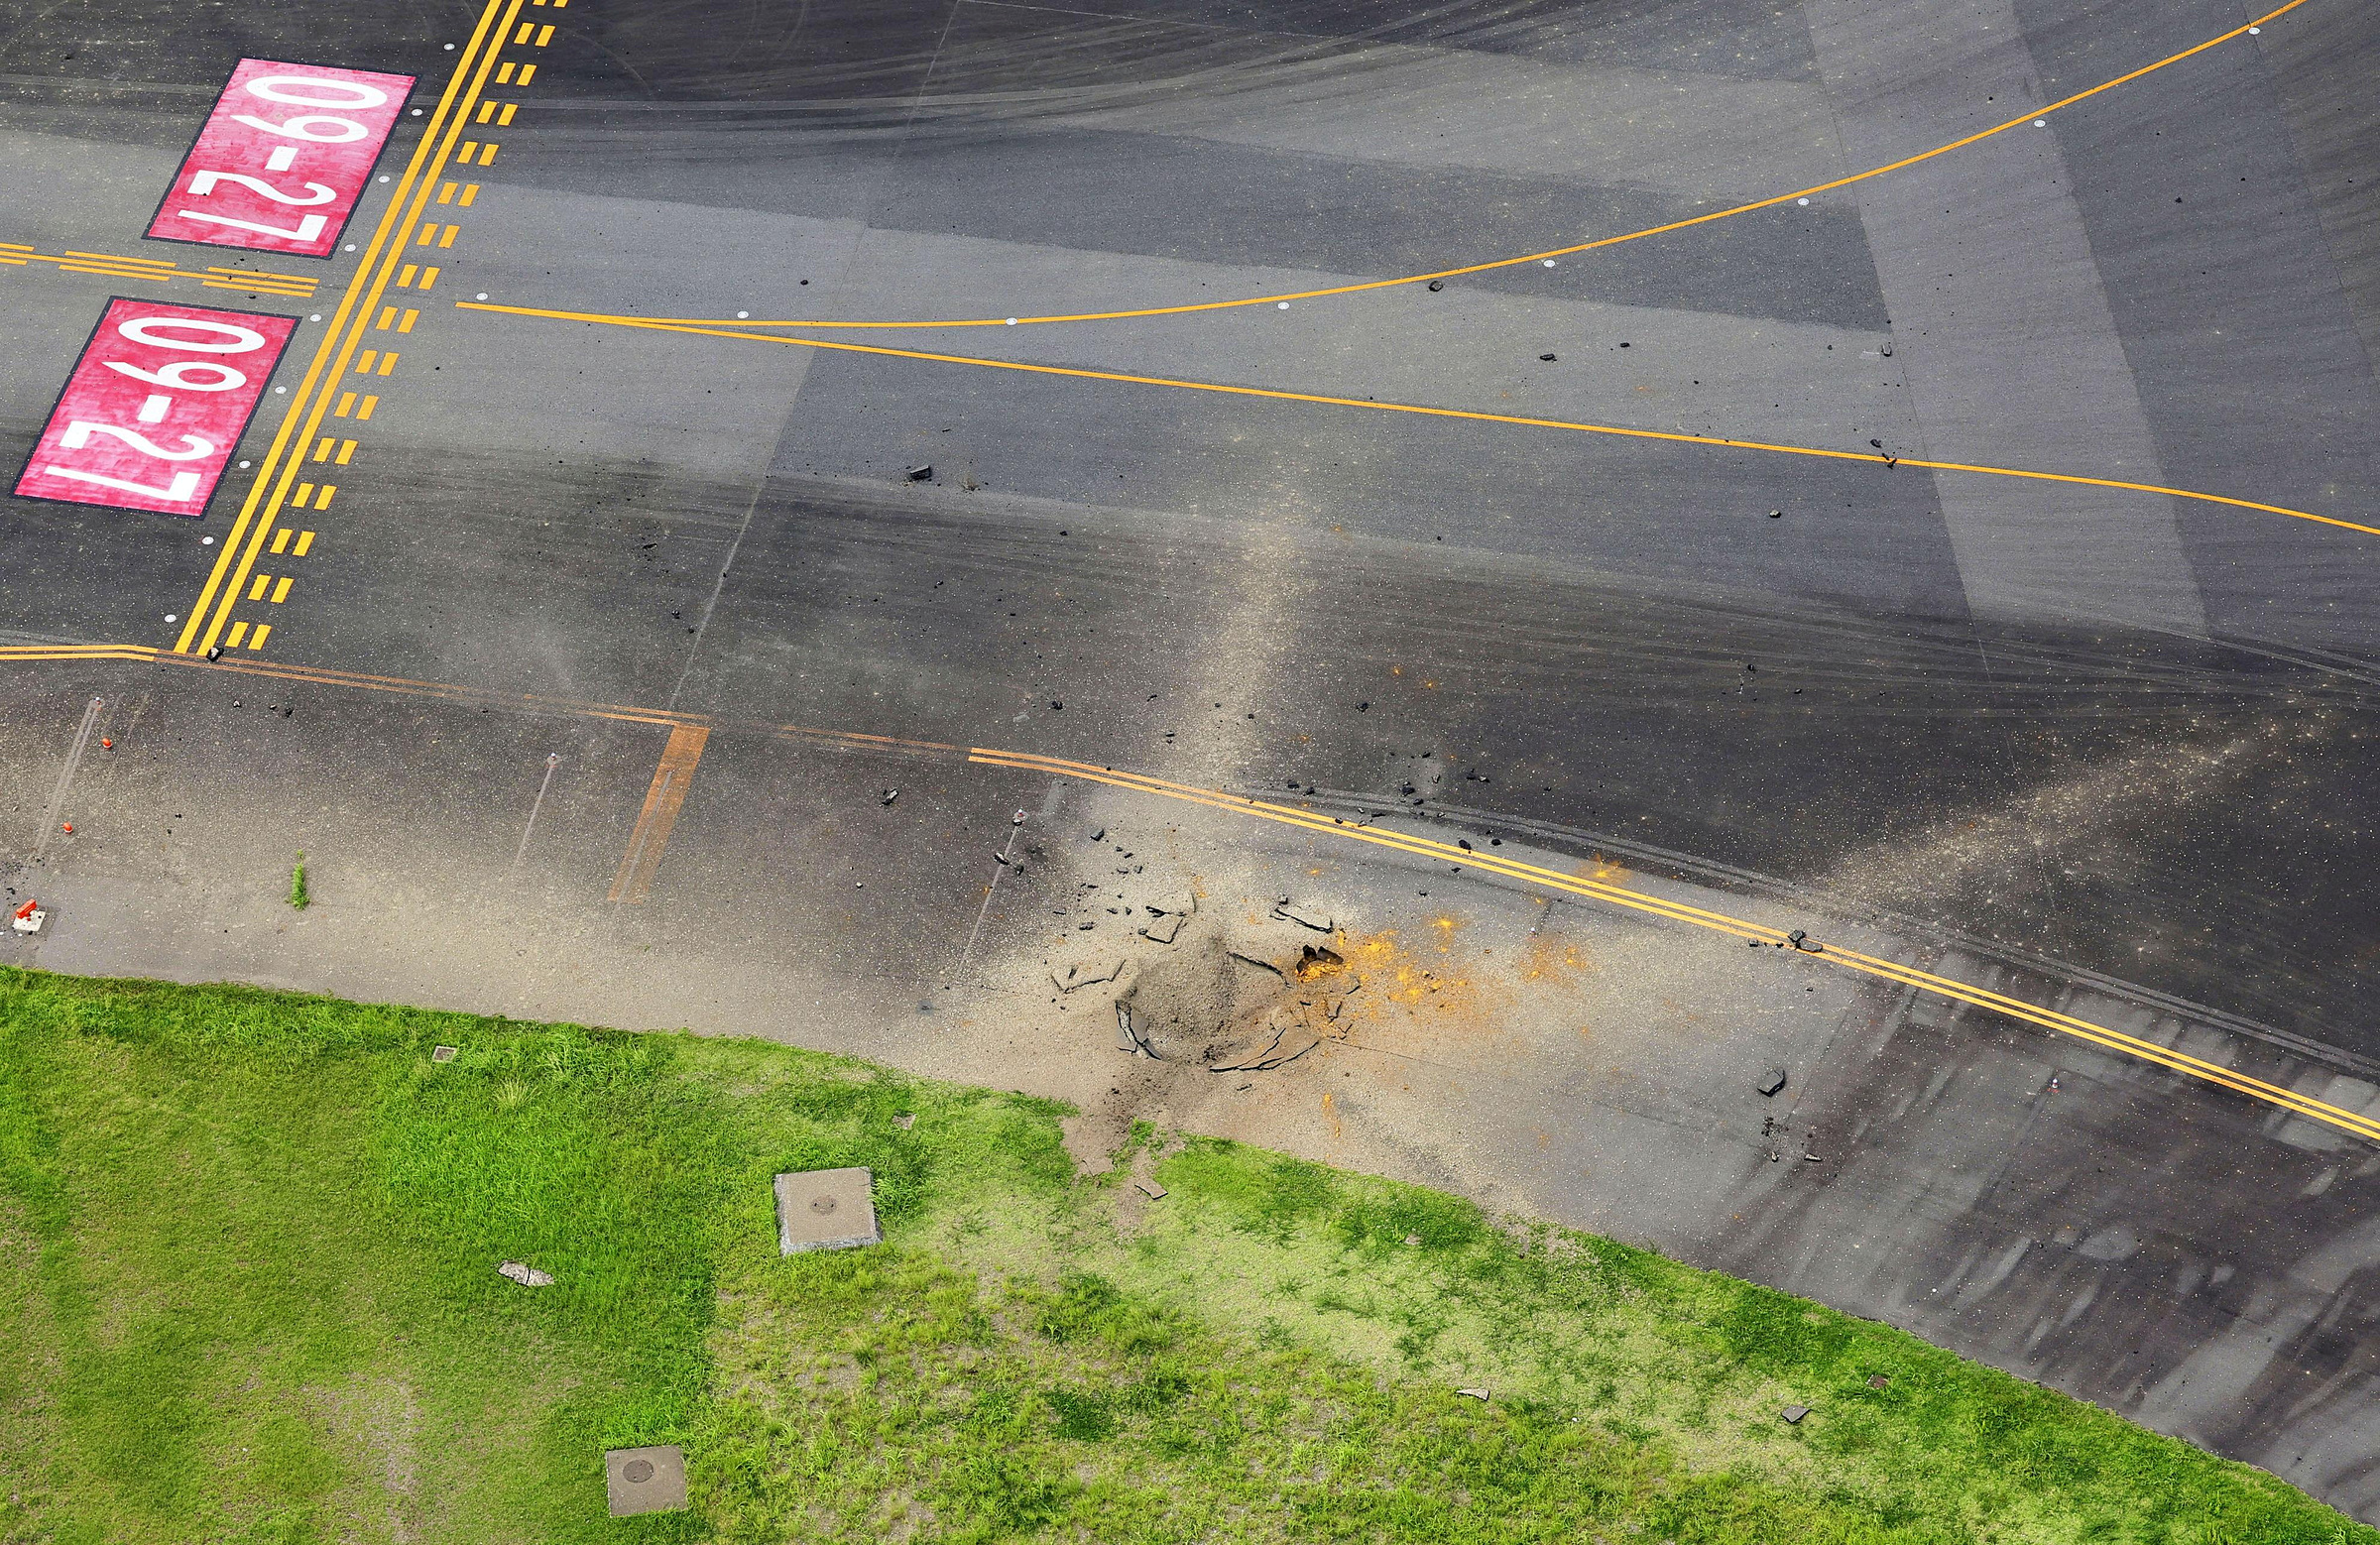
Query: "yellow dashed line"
355 349 378 373
227 622 249 648
356 395 378 421
271 528 293 555
377 352 399 376
293 482 314 507
398 308 419 332
313 484 336 510
334 392 357 417
249 574 272 602
248 625 271 650
517 63 537 83
334 439 357 465
457 184 480 207
271 577 294 604
294 531 315 556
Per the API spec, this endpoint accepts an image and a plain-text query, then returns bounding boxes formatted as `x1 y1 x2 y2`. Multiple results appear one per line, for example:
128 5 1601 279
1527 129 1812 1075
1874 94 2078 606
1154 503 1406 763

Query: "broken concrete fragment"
1272 900 1334 932
430 1045 457 1063
1757 1068 1787 1098
893 1113 916 1130
774 1167 882 1254
1133 1178 1167 1199
497 1259 553 1287
1456 1387 1490 1401
1867 1374 1890 1389
1139 912 1185 945
1781 1405 1811 1424
1148 892 1196 916
905 463 932 481
606 1445 687 1516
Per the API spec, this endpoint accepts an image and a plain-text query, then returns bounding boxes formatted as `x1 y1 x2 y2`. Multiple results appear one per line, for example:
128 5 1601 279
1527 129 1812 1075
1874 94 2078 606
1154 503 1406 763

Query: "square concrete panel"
605 1445 686 1517
774 1166 882 1254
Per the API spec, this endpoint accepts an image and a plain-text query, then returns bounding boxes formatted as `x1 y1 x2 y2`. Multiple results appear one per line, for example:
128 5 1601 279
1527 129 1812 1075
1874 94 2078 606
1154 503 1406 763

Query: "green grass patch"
0 965 2365 1544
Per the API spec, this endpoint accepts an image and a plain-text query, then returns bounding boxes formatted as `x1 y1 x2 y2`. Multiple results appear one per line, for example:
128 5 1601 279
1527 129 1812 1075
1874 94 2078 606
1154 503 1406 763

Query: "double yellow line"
970 749 2380 1146
173 0 527 656
7 638 2372 1142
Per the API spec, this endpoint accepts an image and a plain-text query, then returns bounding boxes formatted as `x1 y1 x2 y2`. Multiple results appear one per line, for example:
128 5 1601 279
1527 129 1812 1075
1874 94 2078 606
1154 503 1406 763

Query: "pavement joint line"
2 642 2371 1143
528 0 2310 333
174 0 523 658
459 309 2378 540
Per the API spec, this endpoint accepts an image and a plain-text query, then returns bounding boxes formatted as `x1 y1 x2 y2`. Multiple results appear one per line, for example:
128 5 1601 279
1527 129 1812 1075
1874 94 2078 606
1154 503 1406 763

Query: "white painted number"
245 74 390 109
172 209 329 243
60 421 219 461
190 170 337 205
41 466 204 503
102 359 249 391
229 112 367 143
116 316 270 353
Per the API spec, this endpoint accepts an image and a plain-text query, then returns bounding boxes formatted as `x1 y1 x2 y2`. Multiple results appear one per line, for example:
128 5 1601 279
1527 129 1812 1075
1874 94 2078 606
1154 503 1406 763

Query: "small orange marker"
101 738 113 749
60 823 72 834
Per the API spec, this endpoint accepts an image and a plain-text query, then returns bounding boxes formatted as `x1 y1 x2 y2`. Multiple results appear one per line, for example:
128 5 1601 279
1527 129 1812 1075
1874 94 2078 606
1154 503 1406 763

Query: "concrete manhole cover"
774 1167 882 1254
604 1445 686 1516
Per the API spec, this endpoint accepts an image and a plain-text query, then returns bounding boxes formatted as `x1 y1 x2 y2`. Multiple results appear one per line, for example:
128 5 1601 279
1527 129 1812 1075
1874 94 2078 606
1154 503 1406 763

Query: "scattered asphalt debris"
1357 701 1368 711
1869 439 1882 449
1539 352 1557 361
1782 1405 1811 1425
1618 341 1630 348
1426 279 1444 291
1769 509 1783 519
498 1260 554 1288
1050 700 1062 710
880 788 898 805
1457 839 1472 851
1089 827 1106 842
1881 343 1893 357
1757 1068 1787 1098
905 464 931 481
1139 912 1185 945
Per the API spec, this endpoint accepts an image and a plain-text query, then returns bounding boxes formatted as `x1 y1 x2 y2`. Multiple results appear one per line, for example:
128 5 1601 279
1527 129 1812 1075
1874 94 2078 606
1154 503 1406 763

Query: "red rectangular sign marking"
146 59 416 260
13 297 297 518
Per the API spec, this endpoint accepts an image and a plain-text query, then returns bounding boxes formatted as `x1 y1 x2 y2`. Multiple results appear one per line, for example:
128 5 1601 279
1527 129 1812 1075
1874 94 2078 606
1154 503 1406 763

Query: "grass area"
0 967 2366 1545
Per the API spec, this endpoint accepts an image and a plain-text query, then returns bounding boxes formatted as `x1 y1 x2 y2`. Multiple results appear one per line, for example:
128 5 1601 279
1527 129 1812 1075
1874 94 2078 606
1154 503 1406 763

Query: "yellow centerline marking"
178 0 527 657
458 307 2378 540
1 640 2367 1143
0 241 318 297
563 1 2307 334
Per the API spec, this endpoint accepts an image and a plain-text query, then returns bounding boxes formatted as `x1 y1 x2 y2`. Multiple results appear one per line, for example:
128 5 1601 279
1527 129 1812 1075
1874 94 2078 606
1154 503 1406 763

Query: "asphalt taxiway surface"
6 0 2380 1515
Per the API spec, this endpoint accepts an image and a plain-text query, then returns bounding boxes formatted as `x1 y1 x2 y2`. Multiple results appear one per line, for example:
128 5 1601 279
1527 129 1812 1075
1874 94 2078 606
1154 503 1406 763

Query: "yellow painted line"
398 263 418 286
498 61 517 83
457 184 480 207
312 437 332 462
249 574 271 602
227 621 249 648
334 439 357 465
465 305 2380 542
314 484 335 510
498 103 518 126
607 725 709 902
293 481 314 506
356 349 378 373
965 748 2380 1145
535 24 554 45
335 391 357 416
459 140 480 162
271 528 292 554
271 577 294 604
399 307 420 332
357 394 379 420
436 183 456 205
0 244 317 295
180 0 528 657
436 225 457 249
518 63 537 83
479 143 499 167
416 266 439 291
515 22 533 43
377 305 398 329
377 352 399 376
248 624 271 650
20 633 2361 1140
476 101 497 125
599 1 2311 335
294 531 315 555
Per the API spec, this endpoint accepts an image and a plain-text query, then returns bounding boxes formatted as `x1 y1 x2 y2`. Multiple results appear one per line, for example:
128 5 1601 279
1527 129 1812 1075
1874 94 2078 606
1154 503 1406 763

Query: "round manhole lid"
623 1459 655 1484
809 1194 838 1215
